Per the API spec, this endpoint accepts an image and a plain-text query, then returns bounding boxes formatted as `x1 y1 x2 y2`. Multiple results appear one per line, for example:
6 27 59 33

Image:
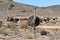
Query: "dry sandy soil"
0 25 60 40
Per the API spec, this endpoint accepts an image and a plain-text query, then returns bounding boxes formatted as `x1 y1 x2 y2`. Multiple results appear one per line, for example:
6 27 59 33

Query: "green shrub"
7 22 19 34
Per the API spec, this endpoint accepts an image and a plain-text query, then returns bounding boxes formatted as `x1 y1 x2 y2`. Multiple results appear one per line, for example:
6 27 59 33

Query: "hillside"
0 0 60 20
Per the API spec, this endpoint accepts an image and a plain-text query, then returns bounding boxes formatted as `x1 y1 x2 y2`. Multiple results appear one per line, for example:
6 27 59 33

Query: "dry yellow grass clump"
20 21 28 29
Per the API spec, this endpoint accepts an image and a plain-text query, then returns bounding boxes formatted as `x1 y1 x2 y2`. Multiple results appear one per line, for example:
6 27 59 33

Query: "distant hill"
45 5 60 12
0 0 60 20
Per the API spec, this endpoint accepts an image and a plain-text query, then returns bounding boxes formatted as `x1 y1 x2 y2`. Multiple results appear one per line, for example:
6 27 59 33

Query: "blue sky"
13 0 60 7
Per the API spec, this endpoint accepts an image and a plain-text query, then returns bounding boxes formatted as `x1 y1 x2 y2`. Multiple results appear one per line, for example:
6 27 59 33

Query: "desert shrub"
21 10 26 12
28 9 33 12
20 21 28 29
0 21 2 27
8 4 14 10
6 22 19 34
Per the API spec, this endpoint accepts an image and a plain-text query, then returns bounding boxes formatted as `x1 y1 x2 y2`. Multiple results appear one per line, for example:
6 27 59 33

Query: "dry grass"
6 22 19 34
20 21 28 29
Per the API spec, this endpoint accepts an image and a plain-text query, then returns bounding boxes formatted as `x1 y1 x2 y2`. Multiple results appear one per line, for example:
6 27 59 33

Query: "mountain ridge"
0 0 60 20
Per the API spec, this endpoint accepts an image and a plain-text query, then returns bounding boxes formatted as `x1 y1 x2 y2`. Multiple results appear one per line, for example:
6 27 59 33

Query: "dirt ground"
0 26 60 40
